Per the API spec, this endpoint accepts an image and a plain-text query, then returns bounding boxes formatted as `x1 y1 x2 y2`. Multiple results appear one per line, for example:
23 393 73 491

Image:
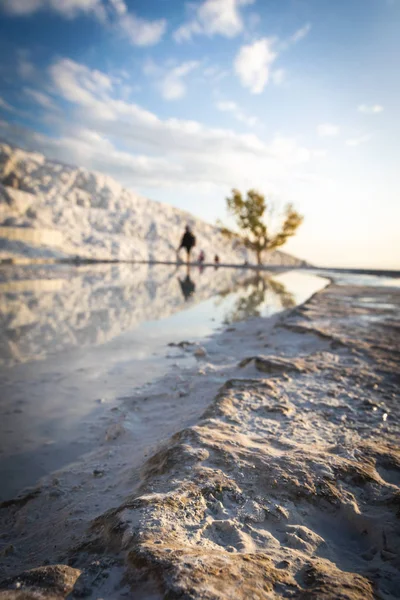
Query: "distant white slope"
0 143 304 265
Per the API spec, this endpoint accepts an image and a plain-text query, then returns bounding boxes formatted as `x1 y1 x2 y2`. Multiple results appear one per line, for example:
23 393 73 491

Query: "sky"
0 0 399 269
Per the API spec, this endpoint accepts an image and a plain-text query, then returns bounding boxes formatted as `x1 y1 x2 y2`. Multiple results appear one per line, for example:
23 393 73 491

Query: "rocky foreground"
0 283 399 599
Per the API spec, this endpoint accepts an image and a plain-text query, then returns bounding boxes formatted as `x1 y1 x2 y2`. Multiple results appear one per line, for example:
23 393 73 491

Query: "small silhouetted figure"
214 254 220 265
178 225 196 264
178 269 195 301
198 250 205 264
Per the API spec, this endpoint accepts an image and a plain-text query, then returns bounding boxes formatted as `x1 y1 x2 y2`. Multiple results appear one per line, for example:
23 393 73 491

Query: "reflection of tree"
222 273 295 324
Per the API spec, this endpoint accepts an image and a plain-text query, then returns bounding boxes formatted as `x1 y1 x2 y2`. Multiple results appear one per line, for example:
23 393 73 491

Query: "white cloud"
47 59 266 157
289 23 311 44
24 87 57 110
277 22 311 54
203 65 229 82
50 59 113 100
49 58 115 119
0 0 39 16
4 57 322 197
108 0 126 16
143 60 199 101
234 38 277 94
357 104 383 114
0 0 166 46
345 134 371 147
317 123 339 137
0 96 16 112
0 0 103 18
174 0 254 42
0 120 182 188
269 136 311 164
2 120 314 194
216 100 258 127
159 62 199 100
116 11 166 47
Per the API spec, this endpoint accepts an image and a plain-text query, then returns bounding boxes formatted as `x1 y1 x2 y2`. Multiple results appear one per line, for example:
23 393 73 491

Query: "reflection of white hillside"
0 143 304 266
0 263 270 366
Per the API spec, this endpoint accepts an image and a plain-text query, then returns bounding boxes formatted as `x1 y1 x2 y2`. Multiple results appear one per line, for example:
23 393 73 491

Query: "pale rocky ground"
0 143 303 266
0 282 399 599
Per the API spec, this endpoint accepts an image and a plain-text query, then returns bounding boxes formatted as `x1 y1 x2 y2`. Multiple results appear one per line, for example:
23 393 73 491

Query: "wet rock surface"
1 284 399 598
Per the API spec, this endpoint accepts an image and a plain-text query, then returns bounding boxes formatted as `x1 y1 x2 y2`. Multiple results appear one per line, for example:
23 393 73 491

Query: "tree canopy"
222 188 303 264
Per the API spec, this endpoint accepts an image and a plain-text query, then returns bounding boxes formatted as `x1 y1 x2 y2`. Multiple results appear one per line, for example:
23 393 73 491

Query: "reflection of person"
178 225 196 264
178 270 196 301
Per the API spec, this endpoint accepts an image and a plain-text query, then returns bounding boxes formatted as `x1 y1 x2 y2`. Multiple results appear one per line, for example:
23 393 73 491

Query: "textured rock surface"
0 143 304 266
82 285 399 599
0 565 81 599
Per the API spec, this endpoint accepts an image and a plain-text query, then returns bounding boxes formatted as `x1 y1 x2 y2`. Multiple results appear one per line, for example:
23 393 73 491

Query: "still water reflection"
0 263 328 500
219 274 296 323
0 263 315 366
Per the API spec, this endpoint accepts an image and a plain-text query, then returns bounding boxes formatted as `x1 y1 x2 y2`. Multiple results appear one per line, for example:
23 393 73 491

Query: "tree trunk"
256 250 262 265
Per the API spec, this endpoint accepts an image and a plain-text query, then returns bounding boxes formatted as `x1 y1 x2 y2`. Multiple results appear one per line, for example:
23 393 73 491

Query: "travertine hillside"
0 143 304 265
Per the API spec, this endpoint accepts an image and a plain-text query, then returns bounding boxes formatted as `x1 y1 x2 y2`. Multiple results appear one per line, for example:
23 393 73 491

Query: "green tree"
222 189 303 265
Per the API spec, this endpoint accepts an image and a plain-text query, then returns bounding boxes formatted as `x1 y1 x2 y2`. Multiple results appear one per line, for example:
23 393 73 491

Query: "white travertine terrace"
0 143 304 265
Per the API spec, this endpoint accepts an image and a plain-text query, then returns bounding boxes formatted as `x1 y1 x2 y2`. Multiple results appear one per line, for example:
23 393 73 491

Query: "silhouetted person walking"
178 225 196 264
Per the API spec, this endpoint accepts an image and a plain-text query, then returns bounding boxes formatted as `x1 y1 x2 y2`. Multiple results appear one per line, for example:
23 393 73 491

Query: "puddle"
0 264 328 500
312 270 400 289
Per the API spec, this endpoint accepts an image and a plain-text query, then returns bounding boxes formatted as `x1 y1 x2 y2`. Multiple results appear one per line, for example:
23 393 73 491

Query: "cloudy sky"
0 0 399 268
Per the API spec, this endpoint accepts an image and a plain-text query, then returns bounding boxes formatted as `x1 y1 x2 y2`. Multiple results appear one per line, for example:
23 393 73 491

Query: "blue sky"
0 0 399 268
